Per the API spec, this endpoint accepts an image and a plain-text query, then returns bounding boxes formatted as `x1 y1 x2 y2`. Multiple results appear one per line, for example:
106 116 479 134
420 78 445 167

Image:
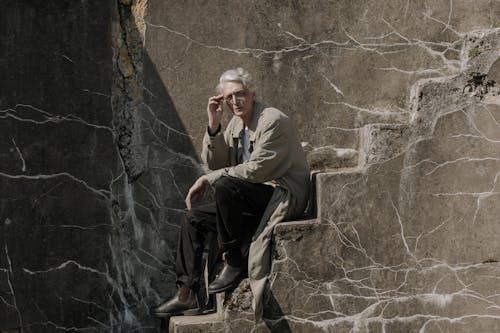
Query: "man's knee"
214 176 234 189
214 176 233 192
214 176 242 199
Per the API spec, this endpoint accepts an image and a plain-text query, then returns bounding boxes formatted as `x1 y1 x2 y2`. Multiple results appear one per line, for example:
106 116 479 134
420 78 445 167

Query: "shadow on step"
262 287 292 333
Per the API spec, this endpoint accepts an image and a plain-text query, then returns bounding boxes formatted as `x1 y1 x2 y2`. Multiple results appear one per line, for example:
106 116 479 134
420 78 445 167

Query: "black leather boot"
153 287 198 317
207 263 244 294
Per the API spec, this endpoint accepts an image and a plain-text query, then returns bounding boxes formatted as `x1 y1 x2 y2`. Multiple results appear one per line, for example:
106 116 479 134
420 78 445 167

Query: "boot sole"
154 307 199 318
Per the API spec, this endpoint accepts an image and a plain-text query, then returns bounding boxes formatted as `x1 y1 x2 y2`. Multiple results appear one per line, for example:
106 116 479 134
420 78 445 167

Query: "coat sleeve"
205 116 292 185
201 125 231 171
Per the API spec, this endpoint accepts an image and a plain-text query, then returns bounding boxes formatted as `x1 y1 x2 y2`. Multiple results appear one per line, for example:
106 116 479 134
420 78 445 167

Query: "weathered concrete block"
307 146 358 171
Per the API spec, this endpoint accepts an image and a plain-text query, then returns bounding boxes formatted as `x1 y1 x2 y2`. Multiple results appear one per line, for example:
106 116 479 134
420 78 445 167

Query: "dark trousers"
176 176 275 290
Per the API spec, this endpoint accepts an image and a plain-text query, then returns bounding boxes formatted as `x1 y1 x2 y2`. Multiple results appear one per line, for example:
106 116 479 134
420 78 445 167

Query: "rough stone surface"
1 1 500 332
144 0 499 159
169 313 224 333
171 30 500 333
360 124 410 166
265 34 500 332
307 146 358 171
0 1 117 331
1 1 201 332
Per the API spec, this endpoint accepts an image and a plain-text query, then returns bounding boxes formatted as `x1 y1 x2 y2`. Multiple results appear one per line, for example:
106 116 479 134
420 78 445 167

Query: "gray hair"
216 67 254 94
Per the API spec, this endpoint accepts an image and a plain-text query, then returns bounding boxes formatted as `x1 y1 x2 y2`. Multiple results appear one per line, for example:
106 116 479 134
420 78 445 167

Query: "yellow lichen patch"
129 79 143 102
118 46 135 78
132 0 148 43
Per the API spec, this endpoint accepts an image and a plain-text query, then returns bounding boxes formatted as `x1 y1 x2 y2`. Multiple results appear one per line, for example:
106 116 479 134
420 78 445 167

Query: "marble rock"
1 0 499 332
263 37 500 332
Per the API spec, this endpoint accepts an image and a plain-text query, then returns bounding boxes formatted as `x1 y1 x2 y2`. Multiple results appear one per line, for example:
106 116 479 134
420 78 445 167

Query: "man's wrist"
207 124 221 136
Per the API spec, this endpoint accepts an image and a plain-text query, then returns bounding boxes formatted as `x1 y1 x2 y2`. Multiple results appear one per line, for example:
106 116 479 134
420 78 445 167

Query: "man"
154 67 310 317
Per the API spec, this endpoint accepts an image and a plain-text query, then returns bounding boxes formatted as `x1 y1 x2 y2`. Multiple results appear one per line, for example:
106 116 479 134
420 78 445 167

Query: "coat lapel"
231 122 244 165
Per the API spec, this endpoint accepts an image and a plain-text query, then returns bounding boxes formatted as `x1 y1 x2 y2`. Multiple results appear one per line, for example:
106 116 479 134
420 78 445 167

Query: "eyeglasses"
223 90 248 106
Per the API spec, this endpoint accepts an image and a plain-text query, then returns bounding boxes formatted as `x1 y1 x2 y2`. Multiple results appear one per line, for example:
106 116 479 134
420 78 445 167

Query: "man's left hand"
185 175 209 210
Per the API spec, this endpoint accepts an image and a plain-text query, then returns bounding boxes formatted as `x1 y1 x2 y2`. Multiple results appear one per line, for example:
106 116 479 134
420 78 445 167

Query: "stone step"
211 120 416 331
359 123 410 167
268 219 500 332
309 127 360 149
169 293 225 333
316 170 364 220
314 122 410 220
169 30 500 333
167 122 399 332
306 122 409 171
168 118 412 332
167 161 389 332
169 312 224 333
305 126 360 171
234 38 500 332
307 146 359 171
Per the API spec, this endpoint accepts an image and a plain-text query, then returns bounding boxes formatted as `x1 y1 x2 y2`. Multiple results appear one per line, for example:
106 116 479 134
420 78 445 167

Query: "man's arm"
205 114 292 185
185 95 232 211
185 175 209 210
201 125 231 170
201 94 231 170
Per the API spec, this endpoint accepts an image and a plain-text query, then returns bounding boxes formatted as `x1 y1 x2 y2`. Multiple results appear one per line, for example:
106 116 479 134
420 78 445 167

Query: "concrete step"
167 121 400 332
307 146 359 171
305 126 360 171
359 123 410 167
169 313 224 333
169 293 225 333
169 31 500 333
166 161 391 332
309 127 360 149
168 118 412 332
208 119 421 331
316 169 363 220
306 122 409 171
228 45 500 332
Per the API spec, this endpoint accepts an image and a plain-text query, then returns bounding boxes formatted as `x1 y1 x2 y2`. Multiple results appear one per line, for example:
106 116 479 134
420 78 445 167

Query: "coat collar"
230 102 266 140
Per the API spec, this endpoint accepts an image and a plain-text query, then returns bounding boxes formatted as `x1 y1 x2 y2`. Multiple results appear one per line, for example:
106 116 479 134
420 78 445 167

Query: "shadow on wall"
113 3 306 331
0 1 202 332
108 1 206 331
0 0 306 328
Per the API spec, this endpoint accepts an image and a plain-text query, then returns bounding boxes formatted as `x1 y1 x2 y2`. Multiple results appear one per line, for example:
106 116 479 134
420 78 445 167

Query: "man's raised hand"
207 95 224 134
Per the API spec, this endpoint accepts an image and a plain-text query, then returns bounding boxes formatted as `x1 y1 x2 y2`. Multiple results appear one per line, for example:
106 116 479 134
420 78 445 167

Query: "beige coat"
202 102 310 321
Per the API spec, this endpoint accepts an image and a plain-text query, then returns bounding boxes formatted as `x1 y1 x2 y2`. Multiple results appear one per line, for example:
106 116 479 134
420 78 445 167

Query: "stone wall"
1 0 499 332
145 0 498 160
0 1 201 331
0 1 117 331
266 37 500 332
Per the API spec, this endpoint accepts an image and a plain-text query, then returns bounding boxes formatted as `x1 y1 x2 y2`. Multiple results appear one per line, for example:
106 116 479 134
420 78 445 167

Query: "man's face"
222 81 255 123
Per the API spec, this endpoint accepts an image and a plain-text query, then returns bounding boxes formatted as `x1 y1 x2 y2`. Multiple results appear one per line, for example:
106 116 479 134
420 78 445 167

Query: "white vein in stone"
1 104 113 134
82 89 111 99
43 224 111 230
61 54 74 63
4 245 23 329
25 321 101 332
423 157 500 176
22 260 109 278
142 102 192 138
71 296 107 313
11 138 26 172
0 172 111 200
146 21 351 58
320 73 344 96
